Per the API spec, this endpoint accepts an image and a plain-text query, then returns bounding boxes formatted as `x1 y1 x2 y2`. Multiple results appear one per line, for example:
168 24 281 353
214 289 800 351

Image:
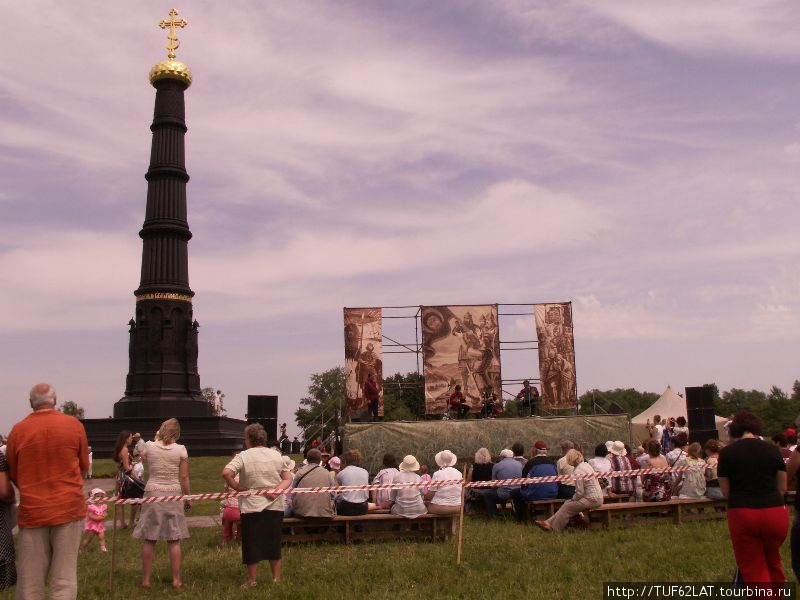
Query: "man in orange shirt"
6 383 90 600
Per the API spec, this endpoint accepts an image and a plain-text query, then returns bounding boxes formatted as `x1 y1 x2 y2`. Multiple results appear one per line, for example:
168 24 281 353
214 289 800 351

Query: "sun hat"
500 449 514 458
281 456 296 472
605 440 614 451
328 456 341 470
399 455 421 472
608 441 627 456
435 450 457 468
90 488 106 498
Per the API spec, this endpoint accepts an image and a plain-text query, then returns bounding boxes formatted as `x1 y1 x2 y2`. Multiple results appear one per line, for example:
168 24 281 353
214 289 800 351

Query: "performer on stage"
481 387 500 419
516 380 539 417
364 372 380 421
449 385 470 419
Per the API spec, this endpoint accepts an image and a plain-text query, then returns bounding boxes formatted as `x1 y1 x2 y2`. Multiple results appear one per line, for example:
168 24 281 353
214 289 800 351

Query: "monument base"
82 416 246 457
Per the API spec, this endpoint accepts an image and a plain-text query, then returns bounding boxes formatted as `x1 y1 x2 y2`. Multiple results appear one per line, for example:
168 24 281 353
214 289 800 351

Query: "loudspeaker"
685 386 716 433
689 427 719 447
247 395 278 441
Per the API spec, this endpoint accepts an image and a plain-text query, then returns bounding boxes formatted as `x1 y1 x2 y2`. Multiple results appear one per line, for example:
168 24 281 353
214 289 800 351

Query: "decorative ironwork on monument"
115 9 210 418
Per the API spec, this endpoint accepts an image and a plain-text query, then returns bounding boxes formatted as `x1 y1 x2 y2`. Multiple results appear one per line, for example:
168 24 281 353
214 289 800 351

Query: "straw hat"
399 455 420 472
435 450 457 468
608 441 627 456
281 456 296 472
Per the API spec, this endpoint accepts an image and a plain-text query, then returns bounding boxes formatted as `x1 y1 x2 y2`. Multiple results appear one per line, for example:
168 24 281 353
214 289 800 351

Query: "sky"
1 1 799 436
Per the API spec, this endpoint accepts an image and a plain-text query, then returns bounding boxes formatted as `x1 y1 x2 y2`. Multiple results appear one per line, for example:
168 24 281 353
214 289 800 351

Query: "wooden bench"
282 513 457 545
526 494 632 518
587 497 729 529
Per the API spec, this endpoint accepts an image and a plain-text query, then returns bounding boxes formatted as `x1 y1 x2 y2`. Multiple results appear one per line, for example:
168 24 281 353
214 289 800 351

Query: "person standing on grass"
0 442 16 590
535 449 603 532
6 383 89 599
223 423 293 587
133 418 191 589
80 488 108 552
719 411 788 585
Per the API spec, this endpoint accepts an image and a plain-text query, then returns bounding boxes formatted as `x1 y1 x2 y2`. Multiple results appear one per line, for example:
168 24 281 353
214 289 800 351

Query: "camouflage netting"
342 415 631 476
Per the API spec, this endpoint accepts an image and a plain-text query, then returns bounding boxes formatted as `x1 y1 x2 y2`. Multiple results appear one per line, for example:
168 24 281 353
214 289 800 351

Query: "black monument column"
114 16 209 419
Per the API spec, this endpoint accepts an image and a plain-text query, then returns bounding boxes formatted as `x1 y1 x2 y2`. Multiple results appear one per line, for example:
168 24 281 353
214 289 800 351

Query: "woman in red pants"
718 411 788 584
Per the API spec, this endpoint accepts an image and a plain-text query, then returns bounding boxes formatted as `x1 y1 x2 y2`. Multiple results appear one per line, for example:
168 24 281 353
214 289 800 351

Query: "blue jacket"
521 462 558 500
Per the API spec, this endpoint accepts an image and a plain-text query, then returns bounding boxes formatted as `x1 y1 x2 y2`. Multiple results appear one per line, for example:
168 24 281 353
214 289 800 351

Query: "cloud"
586 1 800 60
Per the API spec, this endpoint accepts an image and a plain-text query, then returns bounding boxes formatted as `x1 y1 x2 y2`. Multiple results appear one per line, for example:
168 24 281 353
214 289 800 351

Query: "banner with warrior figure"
343 308 383 419
534 302 577 410
421 305 501 415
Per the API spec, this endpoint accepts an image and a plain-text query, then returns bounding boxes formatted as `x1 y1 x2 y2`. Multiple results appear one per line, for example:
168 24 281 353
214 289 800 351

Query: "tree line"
294 367 800 441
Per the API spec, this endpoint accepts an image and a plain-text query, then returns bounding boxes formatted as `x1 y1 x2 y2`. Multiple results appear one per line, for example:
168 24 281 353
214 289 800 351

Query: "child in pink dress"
81 488 108 552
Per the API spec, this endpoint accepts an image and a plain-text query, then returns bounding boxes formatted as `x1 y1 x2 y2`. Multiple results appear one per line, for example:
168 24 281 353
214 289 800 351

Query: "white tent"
631 385 727 444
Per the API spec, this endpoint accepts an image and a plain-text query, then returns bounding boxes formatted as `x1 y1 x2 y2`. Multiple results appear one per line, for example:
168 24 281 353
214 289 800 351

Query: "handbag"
120 471 145 499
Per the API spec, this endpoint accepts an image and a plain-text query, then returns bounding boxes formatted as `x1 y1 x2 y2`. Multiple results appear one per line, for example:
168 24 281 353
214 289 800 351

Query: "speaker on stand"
247 395 278 442
685 386 718 447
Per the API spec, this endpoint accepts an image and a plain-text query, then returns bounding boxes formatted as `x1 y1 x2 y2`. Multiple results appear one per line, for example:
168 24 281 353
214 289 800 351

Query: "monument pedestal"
82 416 246 457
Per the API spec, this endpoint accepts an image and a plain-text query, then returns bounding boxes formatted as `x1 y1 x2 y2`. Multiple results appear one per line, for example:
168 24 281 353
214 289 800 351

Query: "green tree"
715 388 767 418
382 372 425 421
294 367 346 443
577 388 659 416
60 400 85 419
791 380 800 401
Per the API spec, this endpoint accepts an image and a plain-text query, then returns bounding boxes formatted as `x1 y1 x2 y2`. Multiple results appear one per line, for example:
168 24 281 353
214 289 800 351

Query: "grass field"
5 458 796 599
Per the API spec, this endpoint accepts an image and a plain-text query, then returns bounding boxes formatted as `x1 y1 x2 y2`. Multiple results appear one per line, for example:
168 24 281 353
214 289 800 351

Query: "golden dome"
149 59 192 87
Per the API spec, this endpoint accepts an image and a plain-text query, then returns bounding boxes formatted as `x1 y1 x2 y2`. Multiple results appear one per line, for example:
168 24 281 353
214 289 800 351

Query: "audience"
390 456 427 519
133 418 191 589
7 383 89 598
292 448 335 519
719 411 788 585
608 441 636 497
371 454 399 510
640 440 672 502
80 488 108 553
426 450 462 516
588 443 613 498
335 450 369 516
556 440 577 499
535 449 603 532
704 439 724 500
511 441 558 523
481 449 522 518
222 423 293 586
674 443 706 499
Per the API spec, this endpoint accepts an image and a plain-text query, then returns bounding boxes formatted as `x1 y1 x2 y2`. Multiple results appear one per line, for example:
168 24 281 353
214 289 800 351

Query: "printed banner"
534 303 577 410
421 305 501 415
344 308 383 419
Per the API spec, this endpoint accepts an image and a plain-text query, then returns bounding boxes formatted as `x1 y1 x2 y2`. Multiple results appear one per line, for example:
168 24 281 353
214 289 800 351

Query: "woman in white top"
674 442 707 499
223 423 293 587
427 450 462 515
536 449 603 532
132 418 191 589
587 443 613 498
371 454 400 510
390 455 427 519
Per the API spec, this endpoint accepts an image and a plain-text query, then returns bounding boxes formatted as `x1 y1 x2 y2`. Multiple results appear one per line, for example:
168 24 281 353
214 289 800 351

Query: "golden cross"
158 8 188 60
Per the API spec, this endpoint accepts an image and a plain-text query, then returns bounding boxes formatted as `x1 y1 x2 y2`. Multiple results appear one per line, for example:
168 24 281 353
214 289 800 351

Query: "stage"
342 414 631 474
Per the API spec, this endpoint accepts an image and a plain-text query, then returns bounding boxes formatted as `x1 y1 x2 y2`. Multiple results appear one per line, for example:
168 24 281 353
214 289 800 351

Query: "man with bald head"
6 383 90 600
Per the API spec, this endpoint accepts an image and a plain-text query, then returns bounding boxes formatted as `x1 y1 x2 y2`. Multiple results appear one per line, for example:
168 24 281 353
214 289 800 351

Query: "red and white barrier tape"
99 465 700 505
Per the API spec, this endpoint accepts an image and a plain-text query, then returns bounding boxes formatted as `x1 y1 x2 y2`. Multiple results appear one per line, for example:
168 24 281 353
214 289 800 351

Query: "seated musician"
449 385 470 419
